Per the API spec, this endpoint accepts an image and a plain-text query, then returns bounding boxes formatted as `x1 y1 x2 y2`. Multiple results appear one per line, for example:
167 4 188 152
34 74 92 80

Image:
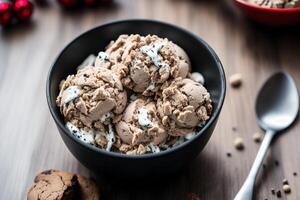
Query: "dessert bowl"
233 0 300 26
46 19 226 178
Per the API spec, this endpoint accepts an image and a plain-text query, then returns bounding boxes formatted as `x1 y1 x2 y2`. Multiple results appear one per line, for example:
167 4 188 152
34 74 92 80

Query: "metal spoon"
234 72 299 200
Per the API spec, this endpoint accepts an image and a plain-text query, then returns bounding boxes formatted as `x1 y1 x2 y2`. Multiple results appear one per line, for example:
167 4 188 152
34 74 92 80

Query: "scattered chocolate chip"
253 132 263 143
275 160 279 166
234 137 244 150
276 190 282 198
283 184 291 193
232 127 237 131
263 164 267 169
264 198 268 200
226 152 232 157
293 172 297 176
229 73 242 88
271 188 275 195
282 179 288 185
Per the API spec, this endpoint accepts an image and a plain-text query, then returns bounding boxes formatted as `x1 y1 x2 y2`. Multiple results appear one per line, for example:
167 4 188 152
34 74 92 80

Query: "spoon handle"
234 129 275 200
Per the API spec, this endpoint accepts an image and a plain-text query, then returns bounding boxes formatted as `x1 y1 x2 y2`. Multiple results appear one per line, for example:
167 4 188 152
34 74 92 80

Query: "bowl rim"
46 19 226 159
234 0 300 12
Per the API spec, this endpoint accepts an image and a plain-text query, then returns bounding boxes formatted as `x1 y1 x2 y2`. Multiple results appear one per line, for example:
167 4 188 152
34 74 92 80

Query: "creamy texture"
66 122 95 145
95 51 110 68
100 112 112 123
190 72 205 85
62 86 81 104
104 34 190 94
137 107 152 127
77 54 96 71
140 42 169 68
56 66 127 131
116 98 168 146
106 124 115 151
157 78 212 136
57 34 213 155
148 143 160 153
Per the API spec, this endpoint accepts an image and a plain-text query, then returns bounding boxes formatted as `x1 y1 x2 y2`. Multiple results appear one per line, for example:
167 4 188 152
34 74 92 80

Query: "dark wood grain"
0 0 300 199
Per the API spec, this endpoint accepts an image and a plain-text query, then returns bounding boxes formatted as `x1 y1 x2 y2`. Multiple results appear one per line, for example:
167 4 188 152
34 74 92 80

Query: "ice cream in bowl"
46 20 226 178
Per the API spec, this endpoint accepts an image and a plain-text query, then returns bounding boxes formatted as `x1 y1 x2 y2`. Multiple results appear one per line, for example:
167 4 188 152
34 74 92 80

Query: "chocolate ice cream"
56 34 213 155
157 78 212 136
115 98 168 149
103 34 190 95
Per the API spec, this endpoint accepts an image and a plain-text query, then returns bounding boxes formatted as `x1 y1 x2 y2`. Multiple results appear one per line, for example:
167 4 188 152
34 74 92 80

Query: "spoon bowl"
256 72 299 131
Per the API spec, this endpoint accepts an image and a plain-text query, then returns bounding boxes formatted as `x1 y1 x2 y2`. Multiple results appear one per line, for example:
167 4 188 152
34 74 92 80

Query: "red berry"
13 0 34 21
57 0 79 8
0 1 13 26
83 0 97 6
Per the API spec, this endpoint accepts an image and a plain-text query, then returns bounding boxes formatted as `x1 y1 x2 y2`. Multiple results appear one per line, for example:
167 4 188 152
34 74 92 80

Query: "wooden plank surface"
0 0 300 199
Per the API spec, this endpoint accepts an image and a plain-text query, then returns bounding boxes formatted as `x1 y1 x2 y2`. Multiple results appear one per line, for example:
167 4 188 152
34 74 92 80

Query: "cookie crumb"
234 137 244 150
226 152 232 157
283 184 291 193
293 172 297 176
229 73 242 88
253 132 263 143
282 179 288 185
276 190 282 198
271 188 275 195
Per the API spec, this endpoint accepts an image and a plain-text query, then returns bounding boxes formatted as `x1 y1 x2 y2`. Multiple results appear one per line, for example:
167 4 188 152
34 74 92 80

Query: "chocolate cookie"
27 170 79 200
27 170 100 200
77 175 100 200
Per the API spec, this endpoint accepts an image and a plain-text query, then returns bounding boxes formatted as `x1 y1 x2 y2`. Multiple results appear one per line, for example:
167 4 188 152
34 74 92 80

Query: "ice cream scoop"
157 78 212 136
104 34 191 95
56 66 127 131
115 98 168 146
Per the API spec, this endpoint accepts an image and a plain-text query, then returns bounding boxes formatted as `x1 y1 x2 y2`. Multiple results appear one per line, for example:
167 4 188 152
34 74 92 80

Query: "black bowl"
46 19 226 179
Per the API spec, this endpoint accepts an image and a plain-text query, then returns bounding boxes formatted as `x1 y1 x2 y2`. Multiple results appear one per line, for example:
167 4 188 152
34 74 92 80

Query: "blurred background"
1 0 300 199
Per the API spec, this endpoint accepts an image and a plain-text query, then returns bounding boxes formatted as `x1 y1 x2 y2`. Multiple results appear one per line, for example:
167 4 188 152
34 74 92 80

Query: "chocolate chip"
275 160 279 166
282 179 288 185
253 132 263 143
271 188 275 195
293 172 297 176
276 190 282 198
226 152 232 157
41 170 53 175
234 137 244 150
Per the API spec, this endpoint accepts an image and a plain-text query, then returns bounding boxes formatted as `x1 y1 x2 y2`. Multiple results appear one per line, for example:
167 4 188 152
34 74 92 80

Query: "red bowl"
233 0 300 26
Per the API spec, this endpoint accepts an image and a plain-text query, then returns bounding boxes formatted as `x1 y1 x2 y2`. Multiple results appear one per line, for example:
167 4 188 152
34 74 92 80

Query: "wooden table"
1 0 300 199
